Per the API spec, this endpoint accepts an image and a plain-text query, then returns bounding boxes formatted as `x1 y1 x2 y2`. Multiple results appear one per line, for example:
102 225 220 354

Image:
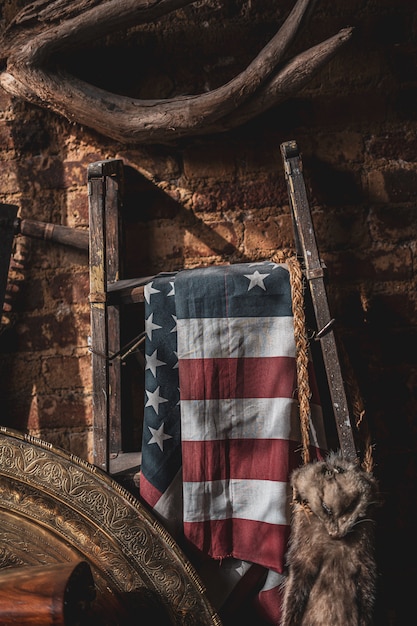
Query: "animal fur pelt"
280 451 379 626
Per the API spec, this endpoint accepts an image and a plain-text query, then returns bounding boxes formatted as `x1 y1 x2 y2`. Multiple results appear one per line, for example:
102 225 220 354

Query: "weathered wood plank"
105 167 123 458
281 140 357 461
17 218 89 250
88 159 123 471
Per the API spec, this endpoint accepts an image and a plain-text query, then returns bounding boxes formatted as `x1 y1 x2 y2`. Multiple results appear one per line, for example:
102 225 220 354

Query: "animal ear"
292 485 302 503
290 466 310 505
290 468 301 499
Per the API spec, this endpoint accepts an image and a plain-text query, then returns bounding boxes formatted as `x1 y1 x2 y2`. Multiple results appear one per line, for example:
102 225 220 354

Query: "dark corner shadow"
110 589 174 626
0 106 90 457
303 156 363 206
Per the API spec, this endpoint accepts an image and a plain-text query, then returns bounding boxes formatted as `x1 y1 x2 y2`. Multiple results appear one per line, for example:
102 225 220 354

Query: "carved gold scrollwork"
0 427 221 625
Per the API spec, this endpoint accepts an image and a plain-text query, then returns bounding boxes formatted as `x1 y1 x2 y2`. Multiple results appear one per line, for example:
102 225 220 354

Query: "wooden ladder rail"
87 159 155 472
88 159 124 472
87 147 358 471
280 140 357 461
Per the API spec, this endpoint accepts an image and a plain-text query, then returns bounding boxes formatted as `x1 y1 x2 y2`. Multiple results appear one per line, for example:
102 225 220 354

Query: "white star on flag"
170 314 177 333
167 281 175 296
144 281 160 304
147 422 172 452
145 312 162 340
145 386 168 414
244 270 270 291
145 349 166 377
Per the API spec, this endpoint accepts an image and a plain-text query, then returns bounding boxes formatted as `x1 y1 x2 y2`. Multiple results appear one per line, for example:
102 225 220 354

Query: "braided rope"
271 250 311 464
271 250 373 470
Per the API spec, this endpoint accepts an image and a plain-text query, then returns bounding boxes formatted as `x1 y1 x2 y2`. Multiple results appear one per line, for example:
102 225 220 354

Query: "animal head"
291 451 378 539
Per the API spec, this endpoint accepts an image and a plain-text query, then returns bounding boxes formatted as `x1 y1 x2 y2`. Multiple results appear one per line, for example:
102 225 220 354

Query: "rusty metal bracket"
315 318 336 340
280 140 357 461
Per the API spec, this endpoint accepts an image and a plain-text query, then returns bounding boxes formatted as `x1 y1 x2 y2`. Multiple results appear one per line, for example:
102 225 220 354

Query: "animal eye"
334 465 345 474
321 502 332 516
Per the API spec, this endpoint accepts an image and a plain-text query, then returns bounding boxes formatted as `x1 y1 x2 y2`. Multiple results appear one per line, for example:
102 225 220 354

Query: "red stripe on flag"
182 438 305 482
254 585 284 624
179 356 297 400
220 563 270 623
139 472 163 508
184 517 290 572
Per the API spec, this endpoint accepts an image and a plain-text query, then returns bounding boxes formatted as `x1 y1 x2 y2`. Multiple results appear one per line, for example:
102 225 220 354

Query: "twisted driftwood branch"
0 0 353 144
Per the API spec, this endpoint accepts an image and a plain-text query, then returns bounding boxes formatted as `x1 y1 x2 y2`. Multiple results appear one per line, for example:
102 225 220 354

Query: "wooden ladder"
87 143 357 475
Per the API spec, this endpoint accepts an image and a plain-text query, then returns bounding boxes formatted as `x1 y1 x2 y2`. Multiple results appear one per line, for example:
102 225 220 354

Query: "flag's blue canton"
142 274 181 495
175 262 293 319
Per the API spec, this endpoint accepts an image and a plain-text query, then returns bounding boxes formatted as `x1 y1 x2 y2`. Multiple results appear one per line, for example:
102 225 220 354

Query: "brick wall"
0 0 416 623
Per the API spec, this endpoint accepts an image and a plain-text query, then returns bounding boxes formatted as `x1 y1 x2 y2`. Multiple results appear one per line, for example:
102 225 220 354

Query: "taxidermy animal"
280 450 379 626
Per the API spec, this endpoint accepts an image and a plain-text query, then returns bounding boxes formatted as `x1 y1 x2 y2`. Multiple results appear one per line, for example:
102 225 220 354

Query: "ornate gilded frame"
0 427 221 625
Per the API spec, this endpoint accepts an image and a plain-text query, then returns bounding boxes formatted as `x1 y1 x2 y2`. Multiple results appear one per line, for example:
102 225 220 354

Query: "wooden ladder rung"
107 276 156 304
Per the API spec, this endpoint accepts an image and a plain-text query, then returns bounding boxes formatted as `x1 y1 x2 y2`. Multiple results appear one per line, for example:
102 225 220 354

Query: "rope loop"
270 249 373 470
271 250 311 464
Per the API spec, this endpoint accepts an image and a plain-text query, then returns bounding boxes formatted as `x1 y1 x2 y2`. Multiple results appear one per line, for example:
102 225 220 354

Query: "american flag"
139 272 185 538
140 262 326 623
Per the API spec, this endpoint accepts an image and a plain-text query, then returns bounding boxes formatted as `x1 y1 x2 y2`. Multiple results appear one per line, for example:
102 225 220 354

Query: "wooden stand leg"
280 140 357 461
0 561 95 626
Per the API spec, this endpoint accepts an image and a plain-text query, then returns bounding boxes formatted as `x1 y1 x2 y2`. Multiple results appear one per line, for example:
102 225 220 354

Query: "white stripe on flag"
261 569 286 592
181 397 326 448
181 397 295 440
177 316 296 359
183 478 290 525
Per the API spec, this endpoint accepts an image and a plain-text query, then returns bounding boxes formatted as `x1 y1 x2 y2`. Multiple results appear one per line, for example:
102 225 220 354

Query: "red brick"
369 204 417 243
0 89 13 111
381 167 417 203
312 208 372 252
184 220 241 258
32 429 93 462
0 121 16 150
15 313 78 351
49 270 89 304
122 150 181 180
66 191 89 225
366 131 417 162
41 354 90 390
20 277 45 312
243 214 295 255
183 143 238 181
192 178 289 214
0 159 21 193
324 248 413 283
29 393 92 430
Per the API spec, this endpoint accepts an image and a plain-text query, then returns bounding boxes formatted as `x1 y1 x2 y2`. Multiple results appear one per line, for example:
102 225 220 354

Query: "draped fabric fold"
140 262 327 623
